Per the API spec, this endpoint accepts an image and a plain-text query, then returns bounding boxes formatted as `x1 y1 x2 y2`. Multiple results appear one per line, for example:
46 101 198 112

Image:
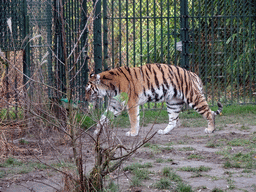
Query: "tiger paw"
204 128 214 134
125 131 138 137
157 129 166 135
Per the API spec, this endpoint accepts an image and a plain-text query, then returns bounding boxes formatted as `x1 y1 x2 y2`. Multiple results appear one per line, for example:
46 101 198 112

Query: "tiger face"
85 74 107 102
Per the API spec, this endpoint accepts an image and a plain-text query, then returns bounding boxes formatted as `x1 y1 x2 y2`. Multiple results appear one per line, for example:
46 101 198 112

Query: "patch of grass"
251 184 256 191
130 175 142 187
242 169 252 173
0 157 23 167
126 162 152 187
227 138 250 146
227 178 235 190
133 169 150 180
222 104 256 115
76 113 96 129
178 147 196 151
123 162 152 171
177 140 186 144
0 158 52 178
239 125 251 131
176 182 193 192
168 171 182 182
104 181 119 192
206 141 223 148
162 167 171 177
221 151 256 169
179 166 211 172
19 139 29 145
190 173 203 178
143 143 161 153
154 167 187 191
156 158 164 163
0 107 24 120
161 146 173 151
0 170 6 178
197 186 207 190
160 167 182 182
141 109 169 125
154 177 171 189
18 165 33 174
212 188 224 192
223 160 241 168
51 161 76 169
187 154 204 160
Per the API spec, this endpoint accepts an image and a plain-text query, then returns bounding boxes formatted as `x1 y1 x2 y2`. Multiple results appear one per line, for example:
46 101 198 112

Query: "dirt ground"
0 118 256 192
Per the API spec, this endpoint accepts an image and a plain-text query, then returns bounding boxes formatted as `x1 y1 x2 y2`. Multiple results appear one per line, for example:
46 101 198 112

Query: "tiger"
85 63 223 136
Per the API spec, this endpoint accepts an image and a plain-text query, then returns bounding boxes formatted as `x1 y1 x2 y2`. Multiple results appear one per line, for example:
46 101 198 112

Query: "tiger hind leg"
158 101 183 135
190 99 223 134
203 102 223 133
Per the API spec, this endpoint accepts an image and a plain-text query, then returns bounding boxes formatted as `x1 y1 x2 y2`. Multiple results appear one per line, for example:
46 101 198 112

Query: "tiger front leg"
126 102 140 136
94 98 125 135
158 101 183 135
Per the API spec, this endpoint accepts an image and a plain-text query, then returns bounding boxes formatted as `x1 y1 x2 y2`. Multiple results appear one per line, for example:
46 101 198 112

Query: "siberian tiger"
85 63 223 136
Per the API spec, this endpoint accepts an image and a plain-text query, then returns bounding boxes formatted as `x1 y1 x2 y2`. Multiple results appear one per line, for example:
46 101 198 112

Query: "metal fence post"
103 0 108 71
54 0 65 97
47 0 53 98
81 0 89 99
23 15 30 88
180 0 189 70
94 0 102 74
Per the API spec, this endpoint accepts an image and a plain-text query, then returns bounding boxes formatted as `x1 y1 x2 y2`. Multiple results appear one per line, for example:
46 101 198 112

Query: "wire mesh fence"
0 0 255 121
187 0 256 105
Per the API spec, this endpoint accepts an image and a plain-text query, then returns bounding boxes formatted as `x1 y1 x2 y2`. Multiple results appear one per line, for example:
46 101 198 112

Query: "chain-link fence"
188 0 256 105
0 0 255 121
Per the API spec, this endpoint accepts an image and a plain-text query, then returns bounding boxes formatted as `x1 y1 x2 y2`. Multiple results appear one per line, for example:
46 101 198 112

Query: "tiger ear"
90 73 95 78
90 73 100 84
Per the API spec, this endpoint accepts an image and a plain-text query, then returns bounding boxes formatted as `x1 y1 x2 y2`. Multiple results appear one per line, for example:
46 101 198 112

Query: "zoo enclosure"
0 0 255 119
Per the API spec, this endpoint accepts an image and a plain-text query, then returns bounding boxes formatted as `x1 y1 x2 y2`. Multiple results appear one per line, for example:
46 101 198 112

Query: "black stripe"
109 83 115 90
134 69 138 80
147 64 152 72
153 69 159 88
163 75 169 89
163 85 167 96
140 67 145 80
145 69 150 78
173 88 177 97
118 68 130 82
156 63 162 70
143 86 146 96
125 66 130 74
147 79 150 90
102 75 112 80
167 102 184 106
151 84 155 94
167 106 177 110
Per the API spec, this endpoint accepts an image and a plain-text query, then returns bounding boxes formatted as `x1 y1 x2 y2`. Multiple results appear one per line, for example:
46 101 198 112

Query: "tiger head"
85 73 107 102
